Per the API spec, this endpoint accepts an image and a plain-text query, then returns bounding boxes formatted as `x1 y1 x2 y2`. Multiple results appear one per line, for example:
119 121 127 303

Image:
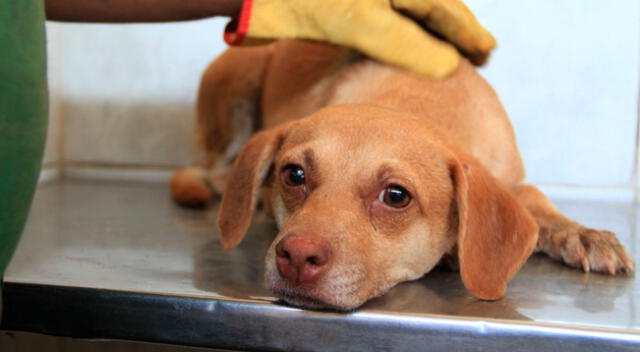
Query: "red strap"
224 0 253 45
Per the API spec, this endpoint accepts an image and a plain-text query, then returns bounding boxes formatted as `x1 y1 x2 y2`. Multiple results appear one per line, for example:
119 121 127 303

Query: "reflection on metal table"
1 178 639 351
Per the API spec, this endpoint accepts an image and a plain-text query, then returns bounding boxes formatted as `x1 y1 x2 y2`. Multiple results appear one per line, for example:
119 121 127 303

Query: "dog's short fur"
171 40 634 310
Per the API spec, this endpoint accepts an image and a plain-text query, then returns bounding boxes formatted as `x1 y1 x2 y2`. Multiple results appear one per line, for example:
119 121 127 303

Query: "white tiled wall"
44 2 640 200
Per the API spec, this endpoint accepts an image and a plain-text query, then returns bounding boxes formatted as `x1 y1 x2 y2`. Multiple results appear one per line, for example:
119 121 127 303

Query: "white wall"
45 2 640 200
467 0 639 192
47 18 229 168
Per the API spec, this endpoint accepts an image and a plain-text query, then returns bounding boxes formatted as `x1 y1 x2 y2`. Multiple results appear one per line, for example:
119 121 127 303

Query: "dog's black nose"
275 234 331 286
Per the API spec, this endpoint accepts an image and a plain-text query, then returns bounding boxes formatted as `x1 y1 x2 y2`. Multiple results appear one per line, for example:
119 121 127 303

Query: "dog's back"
258 40 525 185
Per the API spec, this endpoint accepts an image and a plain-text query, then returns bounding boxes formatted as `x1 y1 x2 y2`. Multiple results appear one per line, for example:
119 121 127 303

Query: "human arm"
45 0 242 22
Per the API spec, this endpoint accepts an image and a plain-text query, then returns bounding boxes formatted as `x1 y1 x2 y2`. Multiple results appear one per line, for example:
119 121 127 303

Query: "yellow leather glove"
224 0 496 79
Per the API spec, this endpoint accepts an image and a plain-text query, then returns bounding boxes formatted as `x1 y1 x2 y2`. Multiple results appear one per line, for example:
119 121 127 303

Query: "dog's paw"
170 167 214 207
552 228 634 274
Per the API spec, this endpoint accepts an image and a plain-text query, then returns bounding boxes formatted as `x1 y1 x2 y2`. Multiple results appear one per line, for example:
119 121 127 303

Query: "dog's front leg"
513 184 634 274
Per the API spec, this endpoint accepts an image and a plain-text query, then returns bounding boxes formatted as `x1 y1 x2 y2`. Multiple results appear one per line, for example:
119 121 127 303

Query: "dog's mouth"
270 283 341 310
269 281 362 311
273 287 334 310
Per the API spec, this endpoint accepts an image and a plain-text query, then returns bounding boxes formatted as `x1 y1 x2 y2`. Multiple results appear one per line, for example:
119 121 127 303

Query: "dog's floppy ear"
450 154 538 300
217 122 293 250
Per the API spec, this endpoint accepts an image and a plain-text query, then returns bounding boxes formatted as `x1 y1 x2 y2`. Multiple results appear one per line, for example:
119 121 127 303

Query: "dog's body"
172 40 633 310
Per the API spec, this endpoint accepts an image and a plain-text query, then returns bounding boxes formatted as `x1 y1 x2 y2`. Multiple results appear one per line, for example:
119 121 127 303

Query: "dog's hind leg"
171 46 274 207
513 184 634 274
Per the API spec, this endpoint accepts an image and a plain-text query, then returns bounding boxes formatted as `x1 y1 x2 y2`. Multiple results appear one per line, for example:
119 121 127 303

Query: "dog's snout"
275 234 331 286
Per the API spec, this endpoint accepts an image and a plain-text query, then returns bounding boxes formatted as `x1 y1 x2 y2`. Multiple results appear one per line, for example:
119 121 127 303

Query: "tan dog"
171 40 634 310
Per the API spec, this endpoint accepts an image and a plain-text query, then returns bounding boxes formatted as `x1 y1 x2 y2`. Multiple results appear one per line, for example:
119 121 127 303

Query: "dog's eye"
282 164 305 186
379 185 412 209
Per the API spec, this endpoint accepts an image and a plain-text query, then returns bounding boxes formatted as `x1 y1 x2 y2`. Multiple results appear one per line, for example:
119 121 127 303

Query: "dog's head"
218 105 537 310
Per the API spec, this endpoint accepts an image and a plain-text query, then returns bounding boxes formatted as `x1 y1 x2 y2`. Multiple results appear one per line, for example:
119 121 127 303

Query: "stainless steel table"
2 178 639 351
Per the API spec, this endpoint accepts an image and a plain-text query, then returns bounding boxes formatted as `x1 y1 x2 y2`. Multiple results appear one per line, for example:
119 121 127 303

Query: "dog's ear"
217 122 293 250
450 154 538 300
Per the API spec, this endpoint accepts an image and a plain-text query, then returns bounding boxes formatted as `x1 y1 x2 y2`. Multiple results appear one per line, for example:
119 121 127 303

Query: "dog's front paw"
547 227 634 274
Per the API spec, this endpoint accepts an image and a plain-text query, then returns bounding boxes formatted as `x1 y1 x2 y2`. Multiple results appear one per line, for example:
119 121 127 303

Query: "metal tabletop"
2 178 639 351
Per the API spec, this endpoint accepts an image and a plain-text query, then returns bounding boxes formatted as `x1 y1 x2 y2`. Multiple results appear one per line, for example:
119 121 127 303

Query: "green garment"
0 0 48 278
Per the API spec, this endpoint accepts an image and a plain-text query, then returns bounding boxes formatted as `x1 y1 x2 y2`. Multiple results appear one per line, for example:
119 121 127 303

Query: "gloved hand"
224 0 496 79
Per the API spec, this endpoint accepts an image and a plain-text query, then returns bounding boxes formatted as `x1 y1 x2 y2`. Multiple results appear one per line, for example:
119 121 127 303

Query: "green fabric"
0 0 48 277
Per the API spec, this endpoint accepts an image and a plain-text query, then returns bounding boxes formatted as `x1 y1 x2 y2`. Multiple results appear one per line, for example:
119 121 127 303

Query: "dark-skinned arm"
45 0 242 22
